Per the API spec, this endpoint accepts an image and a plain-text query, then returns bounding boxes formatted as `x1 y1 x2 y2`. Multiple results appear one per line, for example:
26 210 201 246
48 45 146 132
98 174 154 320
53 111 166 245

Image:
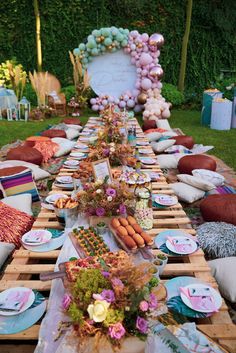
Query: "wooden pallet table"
0 117 235 353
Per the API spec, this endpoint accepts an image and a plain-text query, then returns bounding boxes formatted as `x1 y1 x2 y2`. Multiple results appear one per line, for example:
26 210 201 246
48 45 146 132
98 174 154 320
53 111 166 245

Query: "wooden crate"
0 117 235 353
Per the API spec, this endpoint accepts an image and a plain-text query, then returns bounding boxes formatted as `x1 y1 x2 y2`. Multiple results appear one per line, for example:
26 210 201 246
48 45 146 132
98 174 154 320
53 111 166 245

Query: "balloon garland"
73 27 168 116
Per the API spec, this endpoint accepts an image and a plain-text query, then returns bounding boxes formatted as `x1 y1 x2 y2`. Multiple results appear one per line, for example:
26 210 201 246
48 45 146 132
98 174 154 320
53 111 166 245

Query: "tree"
178 0 193 92
33 0 42 71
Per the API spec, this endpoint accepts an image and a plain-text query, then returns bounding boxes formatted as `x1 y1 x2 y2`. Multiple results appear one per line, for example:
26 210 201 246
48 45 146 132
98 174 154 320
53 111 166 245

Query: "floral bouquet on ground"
76 179 135 217
61 254 167 352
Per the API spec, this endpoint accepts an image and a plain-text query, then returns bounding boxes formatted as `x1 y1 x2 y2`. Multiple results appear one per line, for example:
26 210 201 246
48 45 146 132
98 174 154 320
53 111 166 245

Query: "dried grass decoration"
29 71 60 107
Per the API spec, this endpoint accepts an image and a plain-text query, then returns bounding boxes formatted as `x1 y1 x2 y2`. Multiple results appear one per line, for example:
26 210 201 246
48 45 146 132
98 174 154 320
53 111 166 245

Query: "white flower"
96 189 102 194
87 300 110 322
110 147 115 153
107 196 112 202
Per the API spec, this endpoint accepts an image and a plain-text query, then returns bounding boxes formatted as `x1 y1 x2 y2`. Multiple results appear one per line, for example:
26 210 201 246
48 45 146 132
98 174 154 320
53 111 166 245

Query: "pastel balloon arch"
73 26 165 113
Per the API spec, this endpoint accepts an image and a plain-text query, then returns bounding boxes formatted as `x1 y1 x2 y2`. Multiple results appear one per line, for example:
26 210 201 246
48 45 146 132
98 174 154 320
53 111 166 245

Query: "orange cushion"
7 146 43 166
178 155 216 175
0 166 28 177
171 135 195 149
144 128 167 134
41 129 66 138
200 195 236 225
63 118 81 125
25 136 51 147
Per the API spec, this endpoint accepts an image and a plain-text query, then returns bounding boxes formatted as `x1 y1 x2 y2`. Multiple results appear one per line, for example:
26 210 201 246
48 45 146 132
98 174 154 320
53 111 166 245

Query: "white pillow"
192 169 225 186
157 155 178 169
162 131 178 137
146 132 162 142
66 128 80 140
0 242 15 269
177 174 215 191
0 161 50 181
170 182 205 203
65 124 83 131
208 257 236 303
157 119 171 131
52 138 76 157
1 194 33 215
165 145 191 154
151 139 175 153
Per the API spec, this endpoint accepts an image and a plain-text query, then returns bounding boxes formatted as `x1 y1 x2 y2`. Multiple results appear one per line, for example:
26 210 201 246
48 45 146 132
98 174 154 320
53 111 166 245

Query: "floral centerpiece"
100 104 123 127
61 253 166 352
76 179 134 217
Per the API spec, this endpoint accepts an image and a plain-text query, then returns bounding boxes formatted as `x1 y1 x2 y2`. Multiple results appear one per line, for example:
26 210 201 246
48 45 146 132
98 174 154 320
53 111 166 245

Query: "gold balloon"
137 93 148 105
100 36 105 41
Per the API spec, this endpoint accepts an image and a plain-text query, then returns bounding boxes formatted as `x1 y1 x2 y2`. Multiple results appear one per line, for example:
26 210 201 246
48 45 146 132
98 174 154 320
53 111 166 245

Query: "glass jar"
134 186 153 230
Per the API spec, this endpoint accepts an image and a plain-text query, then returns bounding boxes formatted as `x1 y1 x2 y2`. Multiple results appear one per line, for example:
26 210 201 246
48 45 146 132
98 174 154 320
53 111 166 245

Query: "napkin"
24 231 46 243
0 289 31 311
167 237 193 253
180 287 218 312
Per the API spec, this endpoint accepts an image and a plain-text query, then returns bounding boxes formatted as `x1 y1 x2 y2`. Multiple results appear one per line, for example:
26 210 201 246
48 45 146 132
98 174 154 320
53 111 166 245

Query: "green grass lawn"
1 109 236 170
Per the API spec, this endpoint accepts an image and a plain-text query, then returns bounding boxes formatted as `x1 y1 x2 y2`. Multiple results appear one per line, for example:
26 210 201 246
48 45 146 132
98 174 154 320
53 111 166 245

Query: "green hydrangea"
68 302 83 324
103 308 124 327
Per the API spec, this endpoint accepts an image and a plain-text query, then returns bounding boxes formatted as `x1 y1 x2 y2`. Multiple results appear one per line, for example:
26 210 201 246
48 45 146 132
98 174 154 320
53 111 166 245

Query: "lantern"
18 96 30 121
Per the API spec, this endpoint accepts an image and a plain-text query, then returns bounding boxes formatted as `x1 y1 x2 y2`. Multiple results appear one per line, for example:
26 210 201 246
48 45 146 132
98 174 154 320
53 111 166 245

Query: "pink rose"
136 316 148 334
139 300 149 312
62 294 71 310
108 322 126 340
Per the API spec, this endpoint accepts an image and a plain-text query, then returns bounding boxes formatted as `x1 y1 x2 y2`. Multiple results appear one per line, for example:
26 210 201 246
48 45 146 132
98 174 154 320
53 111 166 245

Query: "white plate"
64 160 79 167
166 236 198 255
0 287 35 316
74 144 89 150
140 157 156 165
45 193 68 204
22 230 52 246
136 141 149 146
180 283 222 313
23 232 66 252
70 152 85 158
138 149 153 154
56 176 73 184
54 182 73 190
155 194 178 206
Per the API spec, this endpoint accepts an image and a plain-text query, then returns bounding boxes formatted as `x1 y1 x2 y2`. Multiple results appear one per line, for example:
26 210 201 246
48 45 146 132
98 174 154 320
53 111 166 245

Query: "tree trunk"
178 0 193 92
33 0 42 71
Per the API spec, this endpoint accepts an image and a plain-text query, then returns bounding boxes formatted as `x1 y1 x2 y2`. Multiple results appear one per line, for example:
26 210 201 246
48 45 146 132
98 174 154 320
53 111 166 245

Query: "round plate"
136 141 149 146
64 160 79 167
154 194 178 206
22 230 52 246
139 149 153 155
54 182 73 190
45 194 68 205
166 236 198 255
180 283 222 313
74 144 89 150
56 176 73 184
0 287 35 316
140 157 156 165
23 232 66 252
70 152 86 159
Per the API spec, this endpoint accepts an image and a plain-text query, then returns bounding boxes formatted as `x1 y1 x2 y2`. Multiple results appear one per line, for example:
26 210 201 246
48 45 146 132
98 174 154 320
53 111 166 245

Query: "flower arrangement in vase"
62 254 167 352
76 178 135 218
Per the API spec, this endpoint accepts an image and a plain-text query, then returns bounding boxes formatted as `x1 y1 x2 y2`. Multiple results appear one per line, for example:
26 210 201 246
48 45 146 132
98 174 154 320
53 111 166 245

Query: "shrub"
161 83 184 106
61 85 76 101
212 76 235 100
24 83 37 107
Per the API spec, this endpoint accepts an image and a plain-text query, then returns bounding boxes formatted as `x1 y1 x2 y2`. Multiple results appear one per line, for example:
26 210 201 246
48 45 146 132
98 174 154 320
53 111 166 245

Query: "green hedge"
0 0 235 92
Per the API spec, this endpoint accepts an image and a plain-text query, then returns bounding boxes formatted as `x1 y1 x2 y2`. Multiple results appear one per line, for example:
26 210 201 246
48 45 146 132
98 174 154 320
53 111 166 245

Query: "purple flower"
96 207 106 217
106 188 116 197
93 293 103 300
87 207 96 216
111 277 124 290
148 293 158 309
119 204 126 215
103 148 110 157
102 271 110 278
100 289 115 303
62 294 72 310
108 322 126 340
136 316 148 334
139 300 149 312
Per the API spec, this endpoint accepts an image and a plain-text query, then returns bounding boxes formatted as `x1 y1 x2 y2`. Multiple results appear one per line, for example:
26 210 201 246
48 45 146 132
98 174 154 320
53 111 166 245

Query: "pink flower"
111 277 124 290
93 293 103 300
139 300 149 312
108 322 126 340
101 289 115 303
148 293 158 309
106 188 116 197
119 204 126 215
102 271 110 278
62 294 72 310
96 207 106 216
136 316 148 334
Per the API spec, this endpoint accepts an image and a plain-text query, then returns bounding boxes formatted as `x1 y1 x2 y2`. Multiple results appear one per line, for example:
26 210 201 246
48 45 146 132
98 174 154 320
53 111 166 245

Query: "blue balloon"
79 43 86 51
73 48 80 55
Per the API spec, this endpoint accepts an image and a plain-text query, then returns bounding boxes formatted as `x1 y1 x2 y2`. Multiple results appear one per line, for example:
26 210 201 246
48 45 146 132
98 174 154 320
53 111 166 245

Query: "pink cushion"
63 118 81 125
41 129 66 138
7 146 43 166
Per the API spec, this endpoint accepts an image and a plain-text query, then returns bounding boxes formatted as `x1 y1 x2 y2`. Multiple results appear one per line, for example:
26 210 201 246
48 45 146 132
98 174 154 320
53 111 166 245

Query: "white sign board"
87 50 136 98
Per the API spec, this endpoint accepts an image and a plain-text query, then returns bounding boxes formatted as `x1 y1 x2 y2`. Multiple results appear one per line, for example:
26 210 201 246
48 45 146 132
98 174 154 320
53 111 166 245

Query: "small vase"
96 224 107 235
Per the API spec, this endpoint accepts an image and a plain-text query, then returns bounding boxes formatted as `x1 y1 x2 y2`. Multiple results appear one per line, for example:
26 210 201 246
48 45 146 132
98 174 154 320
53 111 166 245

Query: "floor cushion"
151 139 175 153
52 137 76 157
178 155 216 175
171 135 195 149
0 166 28 177
41 129 67 138
177 174 215 191
142 120 157 131
7 146 43 166
0 201 34 248
63 118 81 125
0 242 15 269
66 128 80 140
170 182 205 203
157 155 178 169
208 257 236 303
157 119 171 130
0 161 50 181
197 222 236 259
1 194 32 215
192 169 225 186
0 169 40 202
25 136 51 147
200 194 236 225
146 131 162 142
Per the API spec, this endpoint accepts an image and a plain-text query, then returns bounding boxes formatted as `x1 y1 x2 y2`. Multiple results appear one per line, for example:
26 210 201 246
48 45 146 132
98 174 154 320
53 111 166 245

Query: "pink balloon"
119 100 126 108
90 98 96 105
157 82 162 89
99 105 104 110
142 69 148 76
137 68 142 73
131 30 139 38
141 78 152 90
92 104 99 111
135 81 141 89
134 104 143 112
132 89 140 96
123 95 129 102
143 45 149 52
130 44 136 50
131 58 136 64
124 48 131 54
108 96 114 103
141 33 149 42
114 98 120 104
140 53 153 66
131 51 136 57
149 65 164 79
102 99 108 106
136 62 141 68
149 33 164 48
127 99 135 108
